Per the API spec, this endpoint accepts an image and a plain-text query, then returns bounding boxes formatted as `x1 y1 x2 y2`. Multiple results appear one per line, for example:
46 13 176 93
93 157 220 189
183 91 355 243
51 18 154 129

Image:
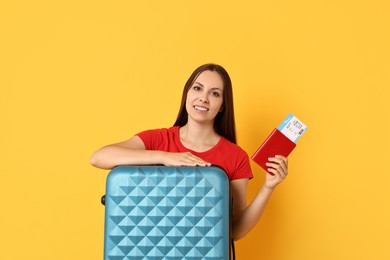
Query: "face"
185 70 224 125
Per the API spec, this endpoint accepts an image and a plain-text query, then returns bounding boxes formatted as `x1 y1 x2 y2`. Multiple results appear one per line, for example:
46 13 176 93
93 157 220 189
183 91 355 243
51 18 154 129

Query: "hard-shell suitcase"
103 166 231 260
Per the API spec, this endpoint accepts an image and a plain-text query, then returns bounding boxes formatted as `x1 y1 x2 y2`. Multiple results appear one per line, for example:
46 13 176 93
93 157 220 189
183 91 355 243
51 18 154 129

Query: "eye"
211 91 221 97
193 85 202 91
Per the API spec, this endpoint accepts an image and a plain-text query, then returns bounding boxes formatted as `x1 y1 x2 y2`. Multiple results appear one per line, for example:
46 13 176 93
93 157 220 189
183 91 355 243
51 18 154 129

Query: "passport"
251 114 307 172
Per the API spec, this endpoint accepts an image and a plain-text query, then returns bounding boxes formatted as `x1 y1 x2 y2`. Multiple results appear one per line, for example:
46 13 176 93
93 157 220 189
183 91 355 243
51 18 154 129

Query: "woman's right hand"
91 136 211 169
161 151 211 167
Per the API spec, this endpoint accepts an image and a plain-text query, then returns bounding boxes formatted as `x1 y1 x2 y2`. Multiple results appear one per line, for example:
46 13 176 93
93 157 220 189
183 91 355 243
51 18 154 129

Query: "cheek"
186 93 192 102
185 95 193 111
185 90 200 106
185 101 191 112
185 90 194 101
215 98 224 110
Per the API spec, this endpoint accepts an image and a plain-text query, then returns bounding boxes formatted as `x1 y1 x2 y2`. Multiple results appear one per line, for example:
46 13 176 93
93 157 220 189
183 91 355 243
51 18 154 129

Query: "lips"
193 105 209 111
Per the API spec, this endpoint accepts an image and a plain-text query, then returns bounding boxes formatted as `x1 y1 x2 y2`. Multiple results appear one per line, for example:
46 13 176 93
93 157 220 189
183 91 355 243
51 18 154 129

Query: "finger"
266 160 287 172
268 156 287 164
274 155 288 166
184 153 210 166
268 156 288 173
275 155 288 175
169 153 199 166
266 163 287 178
267 167 287 179
266 167 282 177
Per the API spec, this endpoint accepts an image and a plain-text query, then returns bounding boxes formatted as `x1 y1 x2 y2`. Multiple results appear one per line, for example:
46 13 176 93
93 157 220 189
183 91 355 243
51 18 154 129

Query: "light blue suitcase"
103 166 231 260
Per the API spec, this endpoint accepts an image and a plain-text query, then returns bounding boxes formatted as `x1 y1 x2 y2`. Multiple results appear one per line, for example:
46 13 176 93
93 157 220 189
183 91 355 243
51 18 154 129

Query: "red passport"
251 128 296 172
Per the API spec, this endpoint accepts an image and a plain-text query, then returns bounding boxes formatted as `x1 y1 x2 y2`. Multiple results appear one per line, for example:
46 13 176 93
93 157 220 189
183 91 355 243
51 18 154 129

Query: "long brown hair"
173 63 237 144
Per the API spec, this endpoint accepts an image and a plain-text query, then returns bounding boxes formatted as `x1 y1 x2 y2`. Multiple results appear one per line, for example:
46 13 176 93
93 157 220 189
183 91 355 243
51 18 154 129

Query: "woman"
90 63 288 241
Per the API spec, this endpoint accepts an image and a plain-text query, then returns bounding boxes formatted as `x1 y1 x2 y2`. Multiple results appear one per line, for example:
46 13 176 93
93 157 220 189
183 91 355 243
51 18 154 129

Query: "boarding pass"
277 114 307 143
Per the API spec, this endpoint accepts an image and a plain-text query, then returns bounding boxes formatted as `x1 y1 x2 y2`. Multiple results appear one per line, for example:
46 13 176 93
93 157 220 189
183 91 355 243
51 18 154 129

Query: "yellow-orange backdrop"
1 1 389 259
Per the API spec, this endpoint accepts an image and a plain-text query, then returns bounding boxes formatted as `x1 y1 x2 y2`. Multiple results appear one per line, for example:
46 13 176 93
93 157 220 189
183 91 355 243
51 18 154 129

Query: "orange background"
1 1 389 259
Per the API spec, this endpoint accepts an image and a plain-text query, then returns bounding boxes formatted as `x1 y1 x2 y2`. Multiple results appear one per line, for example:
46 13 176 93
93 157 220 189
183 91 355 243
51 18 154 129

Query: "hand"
264 155 288 189
161 152 211 167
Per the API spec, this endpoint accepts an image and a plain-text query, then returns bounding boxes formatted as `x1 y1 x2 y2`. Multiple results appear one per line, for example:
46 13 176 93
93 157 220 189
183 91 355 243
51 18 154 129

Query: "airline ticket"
277 114 307 143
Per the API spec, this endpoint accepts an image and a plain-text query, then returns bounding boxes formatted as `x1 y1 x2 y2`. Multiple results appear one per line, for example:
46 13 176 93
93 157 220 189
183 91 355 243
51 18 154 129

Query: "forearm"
90 145 164 169
232 185 274 240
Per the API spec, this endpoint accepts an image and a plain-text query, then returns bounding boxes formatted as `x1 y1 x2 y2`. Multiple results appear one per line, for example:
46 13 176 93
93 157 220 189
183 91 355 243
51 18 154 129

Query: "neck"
180 121 220 151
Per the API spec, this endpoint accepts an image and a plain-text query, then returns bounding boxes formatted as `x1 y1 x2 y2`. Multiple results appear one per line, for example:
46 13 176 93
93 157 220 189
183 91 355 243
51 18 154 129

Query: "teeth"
194 106 208 111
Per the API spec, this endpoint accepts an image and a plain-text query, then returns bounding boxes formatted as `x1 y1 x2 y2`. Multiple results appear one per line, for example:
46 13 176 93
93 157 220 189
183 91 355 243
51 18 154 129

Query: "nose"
199 96 209 103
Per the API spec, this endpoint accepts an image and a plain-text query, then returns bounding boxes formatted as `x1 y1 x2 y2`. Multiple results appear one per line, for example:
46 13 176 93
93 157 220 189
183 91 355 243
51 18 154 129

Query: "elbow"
231 230 246 242
231 216 250 241
90 150 106 169
90 149 114 170
90 152 99 167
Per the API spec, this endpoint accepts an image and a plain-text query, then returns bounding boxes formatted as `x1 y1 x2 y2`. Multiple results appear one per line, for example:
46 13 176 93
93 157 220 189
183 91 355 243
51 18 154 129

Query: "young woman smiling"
90 63 288 241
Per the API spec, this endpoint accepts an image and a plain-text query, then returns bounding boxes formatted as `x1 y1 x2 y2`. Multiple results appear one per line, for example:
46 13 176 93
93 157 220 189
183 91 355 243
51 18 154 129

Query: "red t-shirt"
136 126 253 181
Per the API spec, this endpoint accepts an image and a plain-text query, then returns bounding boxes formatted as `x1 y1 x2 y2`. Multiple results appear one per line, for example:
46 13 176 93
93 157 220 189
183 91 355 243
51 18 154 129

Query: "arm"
231 155 288 241
90 136 210 169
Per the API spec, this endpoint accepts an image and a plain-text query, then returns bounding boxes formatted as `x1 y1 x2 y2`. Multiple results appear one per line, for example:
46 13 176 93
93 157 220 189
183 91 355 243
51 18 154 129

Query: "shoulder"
136 126 177 137
135 126 179 150
219 138 248 157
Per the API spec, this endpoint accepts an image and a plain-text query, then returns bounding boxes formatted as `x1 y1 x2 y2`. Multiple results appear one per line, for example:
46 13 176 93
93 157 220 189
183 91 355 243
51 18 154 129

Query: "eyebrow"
193 82 204 87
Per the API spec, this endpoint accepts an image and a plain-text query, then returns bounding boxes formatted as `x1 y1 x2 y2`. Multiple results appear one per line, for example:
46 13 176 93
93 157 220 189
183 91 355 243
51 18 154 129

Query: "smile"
193 105 209 111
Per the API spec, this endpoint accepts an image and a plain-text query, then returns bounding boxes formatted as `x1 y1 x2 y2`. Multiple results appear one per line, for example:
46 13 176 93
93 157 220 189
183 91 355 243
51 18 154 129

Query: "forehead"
194 70 224 90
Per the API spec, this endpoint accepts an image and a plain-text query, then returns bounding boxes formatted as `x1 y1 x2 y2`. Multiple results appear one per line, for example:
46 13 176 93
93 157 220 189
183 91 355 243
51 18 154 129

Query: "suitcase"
102 165 231 260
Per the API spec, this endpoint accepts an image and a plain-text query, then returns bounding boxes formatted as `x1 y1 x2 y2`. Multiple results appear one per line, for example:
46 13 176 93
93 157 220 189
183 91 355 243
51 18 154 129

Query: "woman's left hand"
264 155 288 189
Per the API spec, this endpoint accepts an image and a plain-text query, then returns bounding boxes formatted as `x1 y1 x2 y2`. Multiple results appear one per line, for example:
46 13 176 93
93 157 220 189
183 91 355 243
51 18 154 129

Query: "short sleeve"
135 129 164 150
231 149 253 180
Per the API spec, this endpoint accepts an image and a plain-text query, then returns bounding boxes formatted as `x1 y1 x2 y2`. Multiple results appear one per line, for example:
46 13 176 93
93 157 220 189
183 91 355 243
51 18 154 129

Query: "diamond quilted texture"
104 166 230 260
